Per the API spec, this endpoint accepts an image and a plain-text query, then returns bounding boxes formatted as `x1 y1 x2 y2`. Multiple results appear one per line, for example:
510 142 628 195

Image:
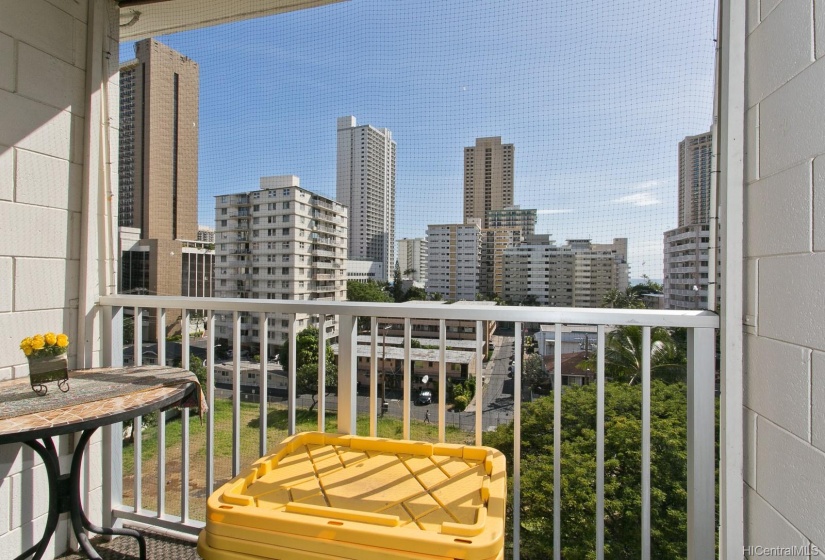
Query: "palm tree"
578 325 686 384
601 288 644 309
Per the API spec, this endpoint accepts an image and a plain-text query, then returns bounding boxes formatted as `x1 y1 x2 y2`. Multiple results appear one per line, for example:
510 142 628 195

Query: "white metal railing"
98 294 718 559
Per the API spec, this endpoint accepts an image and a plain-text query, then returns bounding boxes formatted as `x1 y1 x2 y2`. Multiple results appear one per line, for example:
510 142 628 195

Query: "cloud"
612 192 662 206
629 180 663 191
537 209 574 215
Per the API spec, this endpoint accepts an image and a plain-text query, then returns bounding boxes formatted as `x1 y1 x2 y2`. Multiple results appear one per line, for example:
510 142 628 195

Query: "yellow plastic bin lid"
202 433 506 560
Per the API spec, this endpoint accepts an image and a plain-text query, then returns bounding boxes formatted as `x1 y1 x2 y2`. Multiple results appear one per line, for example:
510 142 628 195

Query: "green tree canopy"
346 280 393 303
578 325 686 385
522 353 548 391
404 286 427 302
391 260 404 302
278 326 336 371
484 381 693 559
279 326 338 411
601 288 645 309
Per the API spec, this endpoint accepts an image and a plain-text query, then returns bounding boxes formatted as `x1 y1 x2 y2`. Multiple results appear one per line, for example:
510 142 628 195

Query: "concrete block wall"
744 0 825 556
0 1 118 558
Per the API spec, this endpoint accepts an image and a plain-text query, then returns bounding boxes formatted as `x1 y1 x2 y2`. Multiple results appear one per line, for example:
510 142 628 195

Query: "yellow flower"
44 332 57 346
20 337 32 350
22 345 33 356
56 334 69 348
31 335 45 350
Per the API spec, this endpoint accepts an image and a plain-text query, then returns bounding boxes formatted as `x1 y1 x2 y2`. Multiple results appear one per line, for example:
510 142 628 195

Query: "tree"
628 275 663 298
346 280 393 303
391 260 404 302
522 354 548 391
578 325 686 384
278 326 336 371
484 381 695 559
279 326 338 412
601 288 644 309
403 286 427 301
296 362 337 412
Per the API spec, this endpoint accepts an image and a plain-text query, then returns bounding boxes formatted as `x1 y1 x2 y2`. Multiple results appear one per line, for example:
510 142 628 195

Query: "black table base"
14 429 146 560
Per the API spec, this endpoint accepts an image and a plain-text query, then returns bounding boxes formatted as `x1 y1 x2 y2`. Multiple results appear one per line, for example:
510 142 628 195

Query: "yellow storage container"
198 432 506 560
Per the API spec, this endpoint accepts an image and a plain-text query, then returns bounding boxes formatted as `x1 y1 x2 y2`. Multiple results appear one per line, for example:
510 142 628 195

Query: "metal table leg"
13 438 61 560
70 427 146 560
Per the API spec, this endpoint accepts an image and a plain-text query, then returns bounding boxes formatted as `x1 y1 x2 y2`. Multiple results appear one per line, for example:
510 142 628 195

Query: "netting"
120 0 716 283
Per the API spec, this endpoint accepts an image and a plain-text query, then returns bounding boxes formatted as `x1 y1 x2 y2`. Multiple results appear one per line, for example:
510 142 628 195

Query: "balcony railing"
97 294 717 559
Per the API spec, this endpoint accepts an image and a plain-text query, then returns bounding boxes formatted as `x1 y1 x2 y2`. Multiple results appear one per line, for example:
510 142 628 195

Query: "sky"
122 0 717 279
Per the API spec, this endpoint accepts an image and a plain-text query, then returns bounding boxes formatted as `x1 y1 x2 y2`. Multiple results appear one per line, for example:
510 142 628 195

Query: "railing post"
337 314 357 435
101 305 123 530
687 327 715 560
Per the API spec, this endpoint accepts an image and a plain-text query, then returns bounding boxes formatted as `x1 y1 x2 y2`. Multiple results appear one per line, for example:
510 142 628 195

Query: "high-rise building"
480 228 525 298
568 239 630 308
119 39 199 240
485 206 536 235
213 176 348 355
197 226 215 243
677 130 713 227
502 237 628 308
503 235 575 307
479 206 537 297
463 137 514 227
663 224 712 310
397 238 428 284
118 39 203 336
425 223 482 301
665 129 715 310
336 116 396 281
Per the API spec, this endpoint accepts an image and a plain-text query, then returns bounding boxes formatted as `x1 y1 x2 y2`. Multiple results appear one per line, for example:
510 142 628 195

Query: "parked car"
416 390 432 405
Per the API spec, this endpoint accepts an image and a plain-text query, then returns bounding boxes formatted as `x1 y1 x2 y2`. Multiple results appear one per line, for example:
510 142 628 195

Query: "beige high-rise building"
665 129 717 310
119 39 202 336
677 130 713 227
480 206 536 297
463 137 514 227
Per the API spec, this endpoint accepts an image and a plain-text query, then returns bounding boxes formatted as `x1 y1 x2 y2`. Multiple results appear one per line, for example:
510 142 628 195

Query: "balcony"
0 0 818 559
89 294 716 559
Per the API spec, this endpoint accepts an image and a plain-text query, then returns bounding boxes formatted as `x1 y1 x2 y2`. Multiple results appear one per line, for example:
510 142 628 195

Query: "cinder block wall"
744 0 825 554
0 1 118 558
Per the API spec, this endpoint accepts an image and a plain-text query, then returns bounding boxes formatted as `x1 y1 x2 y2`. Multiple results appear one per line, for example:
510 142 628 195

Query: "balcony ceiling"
118 0 347 41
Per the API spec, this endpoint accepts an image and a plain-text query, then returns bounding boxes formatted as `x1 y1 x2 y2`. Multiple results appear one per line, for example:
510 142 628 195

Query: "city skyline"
120 0 716 278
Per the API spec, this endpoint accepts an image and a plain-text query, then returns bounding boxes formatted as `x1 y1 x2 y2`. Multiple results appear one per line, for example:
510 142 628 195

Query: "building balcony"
89 295 717 560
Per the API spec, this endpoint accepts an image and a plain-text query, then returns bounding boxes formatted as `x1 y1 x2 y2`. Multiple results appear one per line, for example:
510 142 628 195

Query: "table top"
0 366 204 445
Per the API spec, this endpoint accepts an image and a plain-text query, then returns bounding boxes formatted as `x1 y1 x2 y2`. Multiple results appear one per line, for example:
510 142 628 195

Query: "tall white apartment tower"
336 116 396 281
397 238 428 284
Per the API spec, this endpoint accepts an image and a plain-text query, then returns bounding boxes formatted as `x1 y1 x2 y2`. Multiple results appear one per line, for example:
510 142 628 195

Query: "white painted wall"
743 0 825 555
0 1 119 558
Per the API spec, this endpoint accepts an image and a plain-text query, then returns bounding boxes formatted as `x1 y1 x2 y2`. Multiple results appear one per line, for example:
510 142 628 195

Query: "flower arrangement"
20 332 70 395
20 332 69 358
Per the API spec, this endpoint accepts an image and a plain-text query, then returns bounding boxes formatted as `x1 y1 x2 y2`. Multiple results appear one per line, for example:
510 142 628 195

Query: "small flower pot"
28 354 69 396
